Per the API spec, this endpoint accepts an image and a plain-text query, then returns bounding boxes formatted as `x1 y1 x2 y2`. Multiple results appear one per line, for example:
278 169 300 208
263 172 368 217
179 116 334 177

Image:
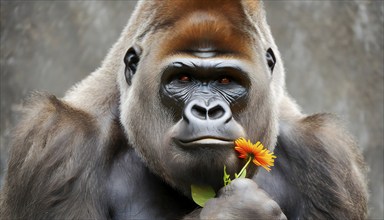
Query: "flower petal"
234 137 276 172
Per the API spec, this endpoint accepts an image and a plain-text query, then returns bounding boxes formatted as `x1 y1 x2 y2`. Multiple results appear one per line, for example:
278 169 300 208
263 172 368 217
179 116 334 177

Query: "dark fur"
0 1 368 219
256 114 367 219
1 93 109 219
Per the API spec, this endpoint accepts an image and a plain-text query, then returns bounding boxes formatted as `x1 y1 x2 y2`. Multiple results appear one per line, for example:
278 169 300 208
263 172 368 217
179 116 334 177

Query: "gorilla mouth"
177 136 235 148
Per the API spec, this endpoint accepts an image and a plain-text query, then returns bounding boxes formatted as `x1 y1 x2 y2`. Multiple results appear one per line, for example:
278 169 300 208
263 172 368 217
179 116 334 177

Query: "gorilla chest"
106 149 196 219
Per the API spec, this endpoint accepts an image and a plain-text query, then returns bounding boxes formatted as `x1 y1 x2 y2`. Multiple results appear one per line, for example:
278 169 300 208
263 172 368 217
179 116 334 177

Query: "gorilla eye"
218 77 231 84
179 74 191 82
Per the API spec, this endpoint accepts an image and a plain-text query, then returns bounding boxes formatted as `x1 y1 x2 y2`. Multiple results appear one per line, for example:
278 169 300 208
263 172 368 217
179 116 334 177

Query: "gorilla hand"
197 178 286 219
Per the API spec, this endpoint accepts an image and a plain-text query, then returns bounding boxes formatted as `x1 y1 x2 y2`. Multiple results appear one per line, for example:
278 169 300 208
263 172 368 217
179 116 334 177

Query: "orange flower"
234 137 276 172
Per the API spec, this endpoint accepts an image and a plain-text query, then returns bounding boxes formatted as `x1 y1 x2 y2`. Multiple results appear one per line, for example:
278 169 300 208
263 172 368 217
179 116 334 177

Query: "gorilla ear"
266 48 276 73
124 45 141 85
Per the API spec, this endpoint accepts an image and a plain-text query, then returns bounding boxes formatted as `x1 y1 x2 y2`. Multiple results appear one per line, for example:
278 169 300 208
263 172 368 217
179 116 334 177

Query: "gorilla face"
159 57 250 191
120 10 277 195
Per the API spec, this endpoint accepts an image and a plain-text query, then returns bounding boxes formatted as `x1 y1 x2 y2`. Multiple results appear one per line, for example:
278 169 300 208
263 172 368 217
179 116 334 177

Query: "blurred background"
0 1 383 218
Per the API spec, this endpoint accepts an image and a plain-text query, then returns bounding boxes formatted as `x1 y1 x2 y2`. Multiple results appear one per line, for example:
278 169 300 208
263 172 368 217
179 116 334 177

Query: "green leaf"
223 165 232 186
191 184 216 207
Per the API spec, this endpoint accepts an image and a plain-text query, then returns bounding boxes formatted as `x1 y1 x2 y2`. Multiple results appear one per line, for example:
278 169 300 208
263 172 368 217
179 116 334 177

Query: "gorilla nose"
184 99 232 123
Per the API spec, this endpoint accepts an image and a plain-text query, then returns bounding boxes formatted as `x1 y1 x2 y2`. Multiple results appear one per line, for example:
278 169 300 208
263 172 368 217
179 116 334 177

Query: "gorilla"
0 1 368 219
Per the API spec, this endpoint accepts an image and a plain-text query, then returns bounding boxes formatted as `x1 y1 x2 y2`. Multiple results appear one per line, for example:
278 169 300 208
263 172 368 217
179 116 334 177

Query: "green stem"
237 156 252 178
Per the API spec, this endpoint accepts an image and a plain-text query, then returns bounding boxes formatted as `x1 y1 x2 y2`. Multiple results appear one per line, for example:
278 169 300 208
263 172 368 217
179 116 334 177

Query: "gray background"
1 1 383 218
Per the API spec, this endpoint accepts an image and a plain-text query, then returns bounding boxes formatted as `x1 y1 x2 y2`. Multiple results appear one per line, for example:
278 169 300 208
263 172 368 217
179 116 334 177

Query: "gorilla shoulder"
256 113 367 219
1 93 110 219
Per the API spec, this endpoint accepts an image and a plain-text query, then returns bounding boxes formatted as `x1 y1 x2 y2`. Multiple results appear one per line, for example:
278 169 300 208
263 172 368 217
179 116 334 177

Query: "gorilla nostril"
191 105 207 120
208 105 225 120
186 100 231 122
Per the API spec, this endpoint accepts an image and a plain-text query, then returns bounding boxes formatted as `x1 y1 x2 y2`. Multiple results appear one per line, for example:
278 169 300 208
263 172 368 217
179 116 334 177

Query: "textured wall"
1 1 383 218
